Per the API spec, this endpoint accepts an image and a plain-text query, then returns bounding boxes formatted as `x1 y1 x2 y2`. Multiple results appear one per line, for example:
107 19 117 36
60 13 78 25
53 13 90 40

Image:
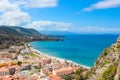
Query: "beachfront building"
0 58 11 63
49 74 63 80
0 74 38 80
9 66 16 75
18 55 24 61
0 76 14 80
41 67 52 75
0 67 9 76
0 51 16 59
0 65 21 77
52 67 74 76
38 59 51 68
0 52 11 59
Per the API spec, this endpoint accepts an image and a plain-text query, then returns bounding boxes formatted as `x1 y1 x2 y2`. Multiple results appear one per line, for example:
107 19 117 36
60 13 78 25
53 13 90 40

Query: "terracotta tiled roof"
49 74 63 80
0 67 9 72
2 77 13 80
53 67 73 73
0 76 13 80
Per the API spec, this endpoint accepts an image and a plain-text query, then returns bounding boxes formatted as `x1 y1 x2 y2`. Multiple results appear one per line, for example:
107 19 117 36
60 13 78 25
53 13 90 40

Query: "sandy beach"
29 45 91 69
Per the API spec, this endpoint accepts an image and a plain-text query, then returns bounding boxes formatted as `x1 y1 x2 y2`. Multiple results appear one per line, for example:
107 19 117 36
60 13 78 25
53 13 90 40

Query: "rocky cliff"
90 36 120 80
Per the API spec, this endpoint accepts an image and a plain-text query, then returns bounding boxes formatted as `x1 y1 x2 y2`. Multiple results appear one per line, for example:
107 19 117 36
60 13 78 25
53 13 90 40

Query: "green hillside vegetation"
89 36 120 80
0 25 61 49
0 26 42 36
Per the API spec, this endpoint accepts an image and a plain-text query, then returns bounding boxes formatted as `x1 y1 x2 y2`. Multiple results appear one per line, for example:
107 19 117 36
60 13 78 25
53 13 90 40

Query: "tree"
74 68 85 80
17 61 22 67
102 65 117 80
64 76 72 80
75 68 84 75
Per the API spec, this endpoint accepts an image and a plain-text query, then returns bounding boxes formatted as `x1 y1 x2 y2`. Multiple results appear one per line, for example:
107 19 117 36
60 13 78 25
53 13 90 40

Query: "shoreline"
28 44 91 69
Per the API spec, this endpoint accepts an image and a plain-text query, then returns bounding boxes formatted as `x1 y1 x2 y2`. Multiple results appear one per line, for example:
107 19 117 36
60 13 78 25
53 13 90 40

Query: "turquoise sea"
29 34 118 67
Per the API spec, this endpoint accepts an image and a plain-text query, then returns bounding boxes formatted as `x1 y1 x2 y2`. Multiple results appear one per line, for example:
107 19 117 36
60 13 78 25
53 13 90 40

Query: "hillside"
0 26 61 49
89 36 120 80
0 26 42 49
0 26 42 36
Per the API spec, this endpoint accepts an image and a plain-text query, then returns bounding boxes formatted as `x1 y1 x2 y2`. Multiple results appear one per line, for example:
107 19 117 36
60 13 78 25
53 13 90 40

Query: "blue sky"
0 0 120 34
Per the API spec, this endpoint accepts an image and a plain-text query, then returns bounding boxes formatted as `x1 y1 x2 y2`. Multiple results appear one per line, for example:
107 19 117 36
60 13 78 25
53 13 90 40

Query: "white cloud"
0 0 19 12
26 22 120 34
25 20 73 31
83 0 120 11
77 26 120 34
24 0 58 8
0 10 31 26
9 0 58 8
0 0 58 26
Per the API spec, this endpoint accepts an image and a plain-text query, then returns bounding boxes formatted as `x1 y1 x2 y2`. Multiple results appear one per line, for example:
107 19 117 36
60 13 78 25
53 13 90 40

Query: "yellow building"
52 67 74 76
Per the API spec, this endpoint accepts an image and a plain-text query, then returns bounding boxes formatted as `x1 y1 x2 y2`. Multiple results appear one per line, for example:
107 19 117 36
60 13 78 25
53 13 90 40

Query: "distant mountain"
0 26 62 49
0 25 43 49
0 26 42 36
40 31 77 35
40 31 119 35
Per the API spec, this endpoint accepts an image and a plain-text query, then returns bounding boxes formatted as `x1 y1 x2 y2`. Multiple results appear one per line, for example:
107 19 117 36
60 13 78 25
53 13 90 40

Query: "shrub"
17 61 22 66
100 60 109 68
98 78 105 80
116 43 120 49
64 76 72 80
102 65 117 80
75 68 84 75
103 48 110 56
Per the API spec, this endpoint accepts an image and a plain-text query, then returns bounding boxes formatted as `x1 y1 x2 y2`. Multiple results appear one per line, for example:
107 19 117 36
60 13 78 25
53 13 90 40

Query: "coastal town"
0 43 89 80
1 26 119 80
0 0 120 79
0 25 90 80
